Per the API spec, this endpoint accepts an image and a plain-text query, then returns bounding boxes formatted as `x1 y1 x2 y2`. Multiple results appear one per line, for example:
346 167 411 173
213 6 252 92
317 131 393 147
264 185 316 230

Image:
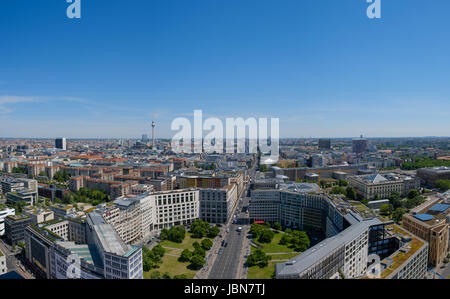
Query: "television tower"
151 120 156 150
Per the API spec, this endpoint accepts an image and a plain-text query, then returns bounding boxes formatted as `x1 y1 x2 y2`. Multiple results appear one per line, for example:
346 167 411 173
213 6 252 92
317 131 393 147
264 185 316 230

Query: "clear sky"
0 0 449 139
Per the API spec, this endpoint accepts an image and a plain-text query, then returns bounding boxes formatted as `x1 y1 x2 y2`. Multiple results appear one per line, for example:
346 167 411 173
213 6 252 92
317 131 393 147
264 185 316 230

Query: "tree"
279 230 310 252
380 204 393 216
337 179 348 187
152 245 165 259
159 228 169 240
53 170 71 182
173 274 188 279
346 186 357 201
201 238 213 251
250 223 264 238
407 189 420 199
258 229 275 244
279 234 291 245
168 226 186 243
179 249 192 262
190 219 209 238
162 272 172 279
405 196 425 209
207 226 220 238
390 192 401 202
190 255 206 270
143 256 155 271
392 208 406 223
247 249 271 268
192 241 201 251
12 167 27 174
193 246 206 258
272 222 282 231
330 186 346 195
142 247 158 271
290 231 310 252
435 180 450 191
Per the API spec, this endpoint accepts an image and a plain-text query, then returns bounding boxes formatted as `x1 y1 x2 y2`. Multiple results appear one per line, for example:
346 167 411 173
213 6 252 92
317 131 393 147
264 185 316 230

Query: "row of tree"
435 179 450 191
159 226 186 243
250 223 275 243
62 187 110 205
330 185 358 201
401 156 450 170
53 170 71 182
189 219 220 239
279 229 310 252
320 179 348 189
178 239 213 270
379 190 426 223
247 249 271 268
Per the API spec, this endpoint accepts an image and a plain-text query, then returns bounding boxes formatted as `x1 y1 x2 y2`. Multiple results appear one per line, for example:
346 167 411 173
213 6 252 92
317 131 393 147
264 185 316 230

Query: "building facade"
199 184 238 224
348 173 420 200
402 197 449 266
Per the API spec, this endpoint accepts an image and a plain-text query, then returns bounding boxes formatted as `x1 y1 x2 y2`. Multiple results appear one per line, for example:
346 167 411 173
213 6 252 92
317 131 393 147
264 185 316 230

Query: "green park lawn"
247 231 305 279
159 233 205 250
144 232 208 279
247 262 278 279
253 232 297 254
144 255 197 279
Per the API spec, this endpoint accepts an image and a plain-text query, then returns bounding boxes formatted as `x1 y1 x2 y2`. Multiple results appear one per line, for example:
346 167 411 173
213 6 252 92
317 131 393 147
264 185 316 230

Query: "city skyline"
1 0 450 138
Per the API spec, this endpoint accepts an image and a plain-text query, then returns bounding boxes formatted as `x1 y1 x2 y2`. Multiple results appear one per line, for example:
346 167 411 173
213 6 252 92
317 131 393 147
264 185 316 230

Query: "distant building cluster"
0 135 448 280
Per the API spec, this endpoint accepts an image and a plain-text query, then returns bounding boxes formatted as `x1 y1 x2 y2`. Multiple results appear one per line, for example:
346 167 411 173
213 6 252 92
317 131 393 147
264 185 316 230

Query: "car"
218 248 223 254
226 228 230 233
221 240 225 246
224 242 228 247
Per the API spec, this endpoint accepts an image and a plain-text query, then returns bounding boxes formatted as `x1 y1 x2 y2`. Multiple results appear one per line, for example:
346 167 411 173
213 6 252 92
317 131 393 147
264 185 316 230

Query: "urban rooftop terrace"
376 224 426 279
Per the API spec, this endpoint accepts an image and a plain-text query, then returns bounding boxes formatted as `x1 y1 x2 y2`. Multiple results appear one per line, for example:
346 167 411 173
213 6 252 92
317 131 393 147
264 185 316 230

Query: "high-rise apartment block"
55 138 67 150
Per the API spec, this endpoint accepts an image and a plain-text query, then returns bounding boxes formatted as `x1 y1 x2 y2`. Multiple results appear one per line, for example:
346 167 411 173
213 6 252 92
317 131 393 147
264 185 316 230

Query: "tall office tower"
151 120 156 149
142 134 149 142
55 137 67 150
318 138 331 150
352 134 368 154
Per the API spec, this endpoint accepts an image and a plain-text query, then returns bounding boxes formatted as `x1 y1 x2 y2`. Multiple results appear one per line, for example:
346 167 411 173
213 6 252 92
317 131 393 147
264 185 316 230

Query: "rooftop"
276 217 381 277
378 224 426 279
87 212 130 256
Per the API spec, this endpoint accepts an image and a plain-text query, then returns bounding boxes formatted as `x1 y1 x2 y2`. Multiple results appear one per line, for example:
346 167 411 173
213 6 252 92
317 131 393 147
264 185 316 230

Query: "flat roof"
87 212 130 256
414 214 434 222
428 204 450 213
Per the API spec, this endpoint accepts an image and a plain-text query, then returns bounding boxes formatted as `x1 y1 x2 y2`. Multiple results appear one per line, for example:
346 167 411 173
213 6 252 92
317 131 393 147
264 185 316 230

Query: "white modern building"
24 213 143 279
98 188 200 243
0 206 15 236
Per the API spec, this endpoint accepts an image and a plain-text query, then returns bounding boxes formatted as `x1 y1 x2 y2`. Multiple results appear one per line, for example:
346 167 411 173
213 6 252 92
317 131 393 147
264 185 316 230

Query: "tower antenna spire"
151 119 156 150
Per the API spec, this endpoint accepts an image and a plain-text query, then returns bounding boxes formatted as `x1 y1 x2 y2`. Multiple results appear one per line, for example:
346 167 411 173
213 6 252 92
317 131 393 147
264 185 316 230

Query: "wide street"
208 162 255 279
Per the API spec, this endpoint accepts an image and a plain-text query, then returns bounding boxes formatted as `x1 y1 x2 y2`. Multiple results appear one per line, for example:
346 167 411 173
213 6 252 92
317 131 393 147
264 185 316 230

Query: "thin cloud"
0 95 43 114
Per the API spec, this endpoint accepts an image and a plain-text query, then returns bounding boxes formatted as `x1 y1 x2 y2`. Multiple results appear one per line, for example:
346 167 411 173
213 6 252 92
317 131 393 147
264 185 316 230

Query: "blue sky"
0 0 449 138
